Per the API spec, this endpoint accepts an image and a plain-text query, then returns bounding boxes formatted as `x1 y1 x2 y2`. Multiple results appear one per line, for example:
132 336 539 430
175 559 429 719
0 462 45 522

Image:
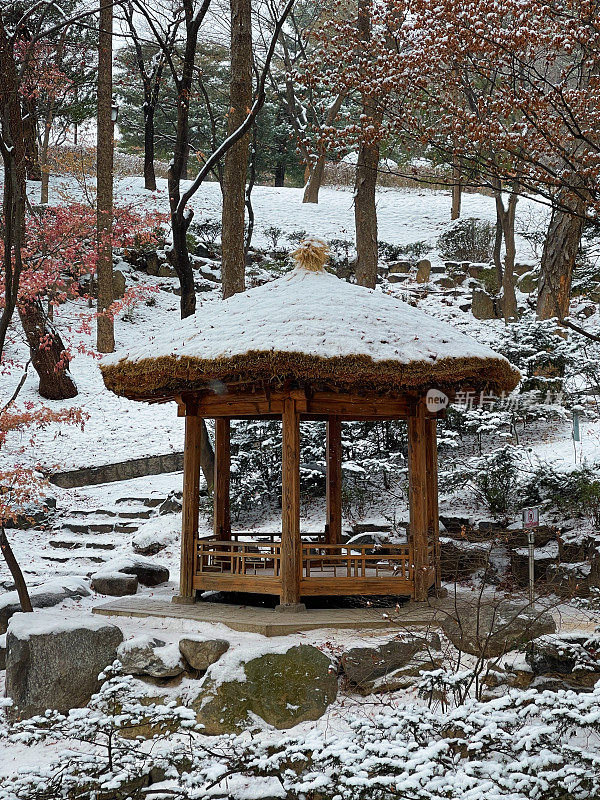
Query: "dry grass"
101 349 520 403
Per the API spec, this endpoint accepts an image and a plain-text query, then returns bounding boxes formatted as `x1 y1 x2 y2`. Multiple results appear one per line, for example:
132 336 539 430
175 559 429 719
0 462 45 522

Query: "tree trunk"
493 203 503 289
303 154 326 204
501 191 518 321
537 189 587 321
19 300 78 399
274 160 285 187
144 105 157 191
1 527 32 613
354 0 380 289
302 93 345 205
40 103 54 205
221 0 252 300
0 12 28 360
96 0 115 353
22 95 41 181
167 4 204 319
451 156 461 220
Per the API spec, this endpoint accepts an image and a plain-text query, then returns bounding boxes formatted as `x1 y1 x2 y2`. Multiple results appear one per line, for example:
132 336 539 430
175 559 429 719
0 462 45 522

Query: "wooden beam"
326 417 342 545
425 417 440 590
214 417 231 540
178 413 202 601
408 404 429 601
308 391 410 418
280 397 302 607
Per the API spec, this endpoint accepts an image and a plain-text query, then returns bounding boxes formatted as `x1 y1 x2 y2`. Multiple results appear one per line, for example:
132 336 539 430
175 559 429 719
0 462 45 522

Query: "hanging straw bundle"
291 237 330 271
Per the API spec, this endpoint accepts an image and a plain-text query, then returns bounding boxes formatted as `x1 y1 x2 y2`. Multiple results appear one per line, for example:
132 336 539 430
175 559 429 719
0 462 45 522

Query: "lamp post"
96 0 115 353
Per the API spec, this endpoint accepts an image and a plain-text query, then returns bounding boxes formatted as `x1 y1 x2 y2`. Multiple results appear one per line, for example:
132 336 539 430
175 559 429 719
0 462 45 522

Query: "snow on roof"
101 264 520 400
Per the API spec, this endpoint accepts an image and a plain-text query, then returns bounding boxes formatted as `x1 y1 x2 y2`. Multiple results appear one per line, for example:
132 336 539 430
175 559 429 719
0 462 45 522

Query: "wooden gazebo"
101 240 519 611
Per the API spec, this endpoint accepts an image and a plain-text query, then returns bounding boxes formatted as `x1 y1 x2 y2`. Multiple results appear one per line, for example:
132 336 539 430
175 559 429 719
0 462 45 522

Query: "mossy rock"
117 690 182 740
518 271 538 294
192 644 337 735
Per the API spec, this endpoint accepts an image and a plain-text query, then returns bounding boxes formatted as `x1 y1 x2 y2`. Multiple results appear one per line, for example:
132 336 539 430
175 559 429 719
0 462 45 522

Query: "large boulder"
0 577 91 633
416 259 431 283
5 612 123 718
526 633 600 690
193 644 337 734
341 635 442 694
179 637 229 672
440 537 490 580
118 635 185 679
441 600 556 658
471 288 499 320
91 571 139 597
132 517 178 556
102 556 170 587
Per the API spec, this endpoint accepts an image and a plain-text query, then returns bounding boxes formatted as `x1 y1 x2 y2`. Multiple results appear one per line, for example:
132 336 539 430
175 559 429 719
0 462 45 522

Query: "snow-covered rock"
100 555 170 587
0 577 91 633
178 636 229 672
91 571 139 596
132 515 179 556
5 612 123 718
117 635 185 678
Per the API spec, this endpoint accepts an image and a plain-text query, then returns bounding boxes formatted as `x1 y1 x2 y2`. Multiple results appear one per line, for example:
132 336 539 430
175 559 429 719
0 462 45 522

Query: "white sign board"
522 507 539 529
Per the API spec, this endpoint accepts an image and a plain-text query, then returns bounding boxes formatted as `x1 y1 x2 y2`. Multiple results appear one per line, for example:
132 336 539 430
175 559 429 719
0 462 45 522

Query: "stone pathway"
93 597 455 637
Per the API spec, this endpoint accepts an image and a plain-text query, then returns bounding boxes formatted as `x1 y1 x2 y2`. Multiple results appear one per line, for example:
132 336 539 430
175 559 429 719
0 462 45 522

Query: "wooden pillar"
325 416 342 545
408 403 429 601
214 417 231 540
425 417 441 589
279 397 303 610
175 411 202 602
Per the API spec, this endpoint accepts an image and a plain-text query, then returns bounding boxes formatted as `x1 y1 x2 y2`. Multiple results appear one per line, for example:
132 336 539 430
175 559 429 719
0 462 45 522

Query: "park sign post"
523 507 540 604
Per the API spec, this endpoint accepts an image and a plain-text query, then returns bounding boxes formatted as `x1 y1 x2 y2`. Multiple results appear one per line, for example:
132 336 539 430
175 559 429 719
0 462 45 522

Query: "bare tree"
122 1 182 191
354 0 381 289
221 0 252 299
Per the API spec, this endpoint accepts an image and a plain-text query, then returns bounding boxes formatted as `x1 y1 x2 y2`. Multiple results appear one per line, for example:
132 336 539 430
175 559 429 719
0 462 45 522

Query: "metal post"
528 529 535 605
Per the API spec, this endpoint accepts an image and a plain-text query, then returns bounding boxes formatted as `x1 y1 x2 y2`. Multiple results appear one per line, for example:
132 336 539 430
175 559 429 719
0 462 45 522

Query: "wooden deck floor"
92 596 451 636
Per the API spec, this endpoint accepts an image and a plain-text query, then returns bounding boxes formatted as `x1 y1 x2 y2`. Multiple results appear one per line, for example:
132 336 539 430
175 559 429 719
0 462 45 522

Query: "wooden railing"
196 537 281 576
302 542 413 580
194 536 416 596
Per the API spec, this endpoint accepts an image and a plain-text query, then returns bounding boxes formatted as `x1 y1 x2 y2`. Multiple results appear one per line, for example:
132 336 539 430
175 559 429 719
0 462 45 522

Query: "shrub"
442 444 521 515
378 240 432 262
263 225 285 250
522 460 600 525
189 219 221 250
437 217 494 263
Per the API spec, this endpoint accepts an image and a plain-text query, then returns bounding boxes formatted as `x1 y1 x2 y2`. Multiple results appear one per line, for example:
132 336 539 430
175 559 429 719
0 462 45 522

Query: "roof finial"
291 237 329 272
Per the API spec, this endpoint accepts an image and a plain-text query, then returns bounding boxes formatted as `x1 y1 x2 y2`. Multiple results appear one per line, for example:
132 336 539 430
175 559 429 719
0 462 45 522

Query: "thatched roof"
101 259 520 402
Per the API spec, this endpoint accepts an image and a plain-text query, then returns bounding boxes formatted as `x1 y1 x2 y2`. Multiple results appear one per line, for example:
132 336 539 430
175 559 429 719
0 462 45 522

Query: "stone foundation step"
62 521 139 534
43 550 109 564
68 507 154 520
115 496 165 508
49 537 117 551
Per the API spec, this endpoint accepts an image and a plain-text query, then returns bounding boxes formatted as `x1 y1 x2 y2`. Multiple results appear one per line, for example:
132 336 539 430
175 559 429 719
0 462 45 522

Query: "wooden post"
408 403 429 601
326 416 342 545
214 417 231 540
174 410 202 603
425 417 441 589
278 397 304 610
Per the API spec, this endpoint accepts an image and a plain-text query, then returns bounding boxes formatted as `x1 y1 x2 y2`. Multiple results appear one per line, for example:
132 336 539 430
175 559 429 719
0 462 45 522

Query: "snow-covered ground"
3 173 600 800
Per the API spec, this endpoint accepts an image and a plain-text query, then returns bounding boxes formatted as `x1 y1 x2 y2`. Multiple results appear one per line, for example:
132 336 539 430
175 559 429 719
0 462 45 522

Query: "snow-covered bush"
441 444 521 516
437 217 495 263
4 668 600 800
522 460 600 525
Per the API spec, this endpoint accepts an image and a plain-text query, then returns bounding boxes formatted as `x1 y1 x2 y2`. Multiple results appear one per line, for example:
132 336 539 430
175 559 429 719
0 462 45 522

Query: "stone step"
62 521 139 534
43 551 108 564
69 506 154 520
49 537 116 551
115 496 164 508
